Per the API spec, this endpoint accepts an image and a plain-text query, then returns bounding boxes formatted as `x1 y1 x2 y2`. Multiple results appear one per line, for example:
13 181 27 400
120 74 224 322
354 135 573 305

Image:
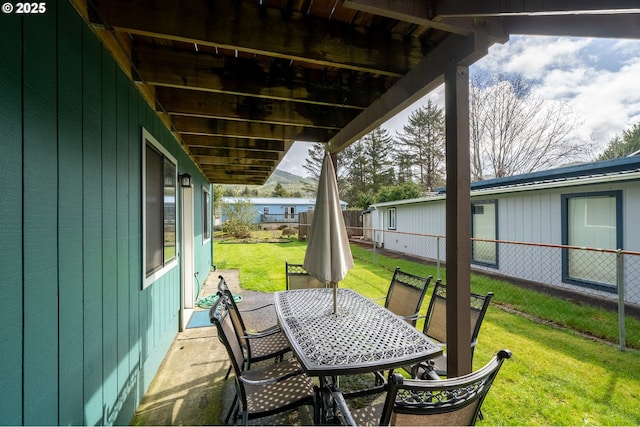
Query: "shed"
370 156 640 305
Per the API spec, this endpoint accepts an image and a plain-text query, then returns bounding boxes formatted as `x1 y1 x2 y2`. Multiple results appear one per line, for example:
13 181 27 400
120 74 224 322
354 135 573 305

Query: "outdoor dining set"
208 264 511 426
207 151 511 425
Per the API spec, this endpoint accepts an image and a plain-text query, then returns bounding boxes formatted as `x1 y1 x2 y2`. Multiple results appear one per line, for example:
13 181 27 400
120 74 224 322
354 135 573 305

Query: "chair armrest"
411 359 442 381
239 302 275 313
239 368 304 386
326 384 358 427
397 312 419 321
241 325 282 339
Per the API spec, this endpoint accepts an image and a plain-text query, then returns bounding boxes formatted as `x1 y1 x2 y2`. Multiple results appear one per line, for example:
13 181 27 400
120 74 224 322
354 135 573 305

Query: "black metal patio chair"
285 261 327 290
209 295 320 425
374 267 433 326
328 349 512 426
217 275 291 380
413 280 493 378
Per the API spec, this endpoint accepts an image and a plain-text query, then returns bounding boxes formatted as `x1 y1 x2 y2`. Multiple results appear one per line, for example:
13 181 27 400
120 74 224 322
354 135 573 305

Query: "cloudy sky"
278 35 640 177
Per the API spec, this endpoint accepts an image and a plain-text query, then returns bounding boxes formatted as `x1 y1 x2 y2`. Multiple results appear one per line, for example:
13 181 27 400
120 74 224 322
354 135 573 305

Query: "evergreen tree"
341 127 395 207
302 143 325 194
271 182 289 197
396 100 445 191
375 181 424 203
598 122 640 160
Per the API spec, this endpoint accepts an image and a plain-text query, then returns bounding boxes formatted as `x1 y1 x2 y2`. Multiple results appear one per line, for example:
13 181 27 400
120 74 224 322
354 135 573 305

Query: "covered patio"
77 0 640 377
2 1 639 425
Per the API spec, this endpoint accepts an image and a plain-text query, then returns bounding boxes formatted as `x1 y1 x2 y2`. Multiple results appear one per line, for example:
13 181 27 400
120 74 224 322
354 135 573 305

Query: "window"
388 207 396 230
143 128 177 288
562 191 622 292
471 200 498 267
263 207 270 215
203 186 211 243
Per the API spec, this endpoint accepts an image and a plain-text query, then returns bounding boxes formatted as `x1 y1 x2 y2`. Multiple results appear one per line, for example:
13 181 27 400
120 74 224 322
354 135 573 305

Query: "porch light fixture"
179 173 192 187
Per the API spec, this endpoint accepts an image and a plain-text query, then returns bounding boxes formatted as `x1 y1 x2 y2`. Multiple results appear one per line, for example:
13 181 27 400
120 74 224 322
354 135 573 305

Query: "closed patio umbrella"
303 151 354 314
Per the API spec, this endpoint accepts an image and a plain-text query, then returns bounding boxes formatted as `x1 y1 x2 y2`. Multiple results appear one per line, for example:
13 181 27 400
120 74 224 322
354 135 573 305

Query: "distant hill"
218 169 316 197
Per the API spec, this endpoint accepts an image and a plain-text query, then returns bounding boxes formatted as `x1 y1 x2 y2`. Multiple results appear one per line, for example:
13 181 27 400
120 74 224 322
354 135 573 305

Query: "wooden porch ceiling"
72 0 640 185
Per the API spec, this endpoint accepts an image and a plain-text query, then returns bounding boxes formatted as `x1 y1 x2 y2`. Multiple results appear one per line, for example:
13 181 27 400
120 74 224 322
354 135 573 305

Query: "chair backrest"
216 276 254 360
209 295 248 379
285 262 326 290
380 350 512 426
423 280 493 347
385 267 432 325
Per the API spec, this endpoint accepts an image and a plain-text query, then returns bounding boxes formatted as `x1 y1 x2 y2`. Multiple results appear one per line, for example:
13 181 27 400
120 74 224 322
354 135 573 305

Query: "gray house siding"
0 2 212 425
371 171 640 305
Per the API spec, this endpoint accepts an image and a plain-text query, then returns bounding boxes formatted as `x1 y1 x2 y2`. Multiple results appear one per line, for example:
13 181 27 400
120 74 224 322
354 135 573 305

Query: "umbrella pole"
331 281 337 314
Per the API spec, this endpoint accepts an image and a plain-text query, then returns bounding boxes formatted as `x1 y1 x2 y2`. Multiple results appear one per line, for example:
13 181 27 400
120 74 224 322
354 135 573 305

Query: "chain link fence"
346 226 640 351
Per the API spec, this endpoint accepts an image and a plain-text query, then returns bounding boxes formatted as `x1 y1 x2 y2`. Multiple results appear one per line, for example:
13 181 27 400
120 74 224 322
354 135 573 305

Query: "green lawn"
214 239 640 425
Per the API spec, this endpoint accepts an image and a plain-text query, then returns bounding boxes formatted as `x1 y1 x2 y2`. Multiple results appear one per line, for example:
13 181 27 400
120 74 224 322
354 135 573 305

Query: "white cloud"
473 35 640 153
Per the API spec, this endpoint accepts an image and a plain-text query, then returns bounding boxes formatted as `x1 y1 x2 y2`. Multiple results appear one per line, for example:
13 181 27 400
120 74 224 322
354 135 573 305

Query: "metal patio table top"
274 288 443 376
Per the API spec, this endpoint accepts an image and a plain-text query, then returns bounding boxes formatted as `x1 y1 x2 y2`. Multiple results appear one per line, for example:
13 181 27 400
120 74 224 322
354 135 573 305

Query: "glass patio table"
274 288 443 377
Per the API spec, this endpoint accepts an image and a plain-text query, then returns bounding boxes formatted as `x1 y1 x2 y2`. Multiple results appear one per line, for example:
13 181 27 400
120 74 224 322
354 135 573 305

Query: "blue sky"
278 35 640 177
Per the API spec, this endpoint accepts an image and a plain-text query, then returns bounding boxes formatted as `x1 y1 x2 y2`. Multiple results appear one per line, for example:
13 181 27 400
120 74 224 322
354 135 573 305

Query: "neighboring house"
0 4 213 425
219 197 348 224
368 156 640 305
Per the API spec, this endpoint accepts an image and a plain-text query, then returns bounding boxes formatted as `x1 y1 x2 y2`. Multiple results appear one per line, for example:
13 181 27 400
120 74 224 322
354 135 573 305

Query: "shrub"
281 227 296 237
221 199 257 239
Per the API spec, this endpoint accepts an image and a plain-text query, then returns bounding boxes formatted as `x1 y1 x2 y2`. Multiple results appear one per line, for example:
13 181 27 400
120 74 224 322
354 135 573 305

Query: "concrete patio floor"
129 270 313 426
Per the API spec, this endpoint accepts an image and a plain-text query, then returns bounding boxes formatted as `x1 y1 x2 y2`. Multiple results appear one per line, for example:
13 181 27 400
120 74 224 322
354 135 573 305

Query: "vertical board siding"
0 1 211 424
22 9 59 425
101 48 119 425
82 23 105 426
115 69 132 421
57 1 85 423
127 82 142 418
0 11 23 426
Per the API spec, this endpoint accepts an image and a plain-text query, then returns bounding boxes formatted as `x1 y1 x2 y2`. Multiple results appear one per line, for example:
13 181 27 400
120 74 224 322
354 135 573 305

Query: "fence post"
616 249 626 351
436 235 441 281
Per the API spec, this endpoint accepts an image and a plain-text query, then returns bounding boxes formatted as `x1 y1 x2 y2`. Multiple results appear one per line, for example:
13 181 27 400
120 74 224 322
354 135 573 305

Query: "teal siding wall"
0 7 24 426
0 1 213 425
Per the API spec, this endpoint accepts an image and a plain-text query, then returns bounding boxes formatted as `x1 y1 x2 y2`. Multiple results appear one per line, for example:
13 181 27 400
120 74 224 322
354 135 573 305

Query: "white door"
180 184 195 331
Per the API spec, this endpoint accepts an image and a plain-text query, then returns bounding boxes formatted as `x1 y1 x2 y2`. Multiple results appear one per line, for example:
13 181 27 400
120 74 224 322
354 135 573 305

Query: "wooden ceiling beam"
156 87 356 129
342 0 507 42
210 177 266 185
171 116 335 142
133 44 381 109
207 170 270 179
343 0 475 34
201 164 273 172
202 156 276 171
182 135 285 152
89 0 425 76
432 0 640 17
190 146 280 160
504 14 640 38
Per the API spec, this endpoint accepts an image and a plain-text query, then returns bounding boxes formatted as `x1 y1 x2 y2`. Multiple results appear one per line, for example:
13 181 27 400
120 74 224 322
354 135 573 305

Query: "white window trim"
142 128 178 289
388 207 396 230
